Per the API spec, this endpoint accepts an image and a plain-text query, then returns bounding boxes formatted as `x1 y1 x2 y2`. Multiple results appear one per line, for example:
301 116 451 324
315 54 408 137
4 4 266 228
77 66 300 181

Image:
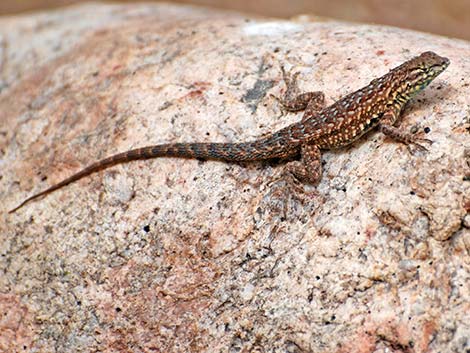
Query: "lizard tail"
9 138 298 213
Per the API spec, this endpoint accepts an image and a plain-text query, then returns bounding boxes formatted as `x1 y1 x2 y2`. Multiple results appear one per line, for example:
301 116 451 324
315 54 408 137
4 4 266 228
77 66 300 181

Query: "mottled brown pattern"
9 52 449 213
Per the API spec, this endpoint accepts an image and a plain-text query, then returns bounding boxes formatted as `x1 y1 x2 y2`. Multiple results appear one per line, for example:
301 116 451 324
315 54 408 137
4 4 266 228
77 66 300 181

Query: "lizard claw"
409 137 433 152
410 143 429 152
279 65 300 86
281 167 308 194
269 94 288 117
269 93 281 103
421 138 433 145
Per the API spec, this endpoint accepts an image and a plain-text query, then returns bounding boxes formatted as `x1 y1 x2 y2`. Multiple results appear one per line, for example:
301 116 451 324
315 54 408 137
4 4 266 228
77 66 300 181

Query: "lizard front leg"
379 110 432 151
286 143 322 184
272 66 325 119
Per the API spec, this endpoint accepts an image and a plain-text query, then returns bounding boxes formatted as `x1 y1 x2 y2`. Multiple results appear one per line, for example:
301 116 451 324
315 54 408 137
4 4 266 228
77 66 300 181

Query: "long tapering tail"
9 137 299 213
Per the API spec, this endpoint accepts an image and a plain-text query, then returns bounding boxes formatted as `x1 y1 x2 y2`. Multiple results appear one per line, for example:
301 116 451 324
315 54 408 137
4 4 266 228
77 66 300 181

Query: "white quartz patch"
242 21 304 36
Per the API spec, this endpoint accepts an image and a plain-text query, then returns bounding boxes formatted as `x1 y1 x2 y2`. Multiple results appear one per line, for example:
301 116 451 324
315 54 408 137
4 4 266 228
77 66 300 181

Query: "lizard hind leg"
263 143 322 220
272 66 325 114
285 143 323 184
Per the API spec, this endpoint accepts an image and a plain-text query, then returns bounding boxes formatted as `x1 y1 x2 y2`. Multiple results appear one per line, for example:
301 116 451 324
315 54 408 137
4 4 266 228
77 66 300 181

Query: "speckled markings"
9 51 449 213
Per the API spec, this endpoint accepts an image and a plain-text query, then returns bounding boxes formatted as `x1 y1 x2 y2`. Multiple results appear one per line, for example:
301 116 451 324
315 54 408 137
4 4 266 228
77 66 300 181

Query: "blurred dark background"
1 0 469 41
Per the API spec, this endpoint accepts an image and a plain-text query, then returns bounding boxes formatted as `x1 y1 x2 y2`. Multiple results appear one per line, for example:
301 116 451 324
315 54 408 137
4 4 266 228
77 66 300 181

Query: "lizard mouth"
432 55 450 73
432 59 450 74
421 57 450 84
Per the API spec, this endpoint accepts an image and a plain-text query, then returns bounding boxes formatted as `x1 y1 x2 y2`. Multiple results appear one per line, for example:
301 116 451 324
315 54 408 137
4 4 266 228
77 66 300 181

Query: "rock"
1 3 469 352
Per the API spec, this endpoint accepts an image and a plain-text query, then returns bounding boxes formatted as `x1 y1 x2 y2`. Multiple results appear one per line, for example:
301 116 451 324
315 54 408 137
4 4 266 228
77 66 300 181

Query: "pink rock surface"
1 3 469 352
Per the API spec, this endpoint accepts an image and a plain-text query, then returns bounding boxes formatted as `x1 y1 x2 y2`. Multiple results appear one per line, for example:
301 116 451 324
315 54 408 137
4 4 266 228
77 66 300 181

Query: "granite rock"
1 3 469 353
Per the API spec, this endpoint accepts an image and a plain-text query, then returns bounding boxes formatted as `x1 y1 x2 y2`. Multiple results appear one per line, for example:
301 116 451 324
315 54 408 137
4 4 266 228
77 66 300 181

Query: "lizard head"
401 51 450 94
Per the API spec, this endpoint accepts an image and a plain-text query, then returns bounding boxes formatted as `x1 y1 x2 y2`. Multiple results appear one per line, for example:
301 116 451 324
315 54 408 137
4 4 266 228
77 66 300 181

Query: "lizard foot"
408 137 433 152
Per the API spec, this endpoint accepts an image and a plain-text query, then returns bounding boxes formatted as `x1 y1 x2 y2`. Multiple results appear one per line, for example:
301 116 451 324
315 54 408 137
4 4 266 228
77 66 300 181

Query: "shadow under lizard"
9 51 450 213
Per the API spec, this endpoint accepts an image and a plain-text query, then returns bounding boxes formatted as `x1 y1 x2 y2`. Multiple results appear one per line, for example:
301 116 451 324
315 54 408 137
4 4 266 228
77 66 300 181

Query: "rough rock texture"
1 3 469 353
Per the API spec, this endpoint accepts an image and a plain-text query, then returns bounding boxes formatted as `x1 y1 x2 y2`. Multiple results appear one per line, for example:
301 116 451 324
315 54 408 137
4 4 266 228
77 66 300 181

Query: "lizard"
9 51 450 213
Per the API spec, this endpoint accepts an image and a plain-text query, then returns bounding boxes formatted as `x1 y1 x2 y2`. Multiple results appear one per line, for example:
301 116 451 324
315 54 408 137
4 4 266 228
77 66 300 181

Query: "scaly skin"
9 51 449 213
